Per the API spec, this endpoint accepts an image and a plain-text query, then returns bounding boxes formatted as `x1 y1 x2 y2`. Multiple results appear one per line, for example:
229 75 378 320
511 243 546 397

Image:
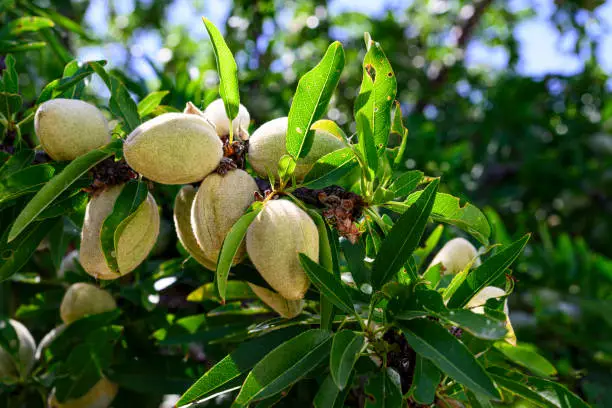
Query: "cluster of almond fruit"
33 97 346 318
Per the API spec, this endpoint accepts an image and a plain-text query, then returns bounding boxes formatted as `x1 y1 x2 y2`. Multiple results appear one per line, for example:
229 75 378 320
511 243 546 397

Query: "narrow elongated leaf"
311 119 348 141
216 204 263 301
314 373 353 408
397 319 501 399
0 92 21 120
302 147 357 189
340 238 371 287
0 17 54 38
527 378 589 408
494 342 557 377
372 179 439 289
1 54 18 93
8 140 122 242
330 331 365 390
299 254 355 314
286 42 345 159
0 40 46 53
364 369 402 408
233 329 332 405
389 170 423 198
99 180 148 273
202 18 239 125
391 101 409 169
409 355 441 405
137 91 169 117
488 372 555 408
308 210 336 330
436 310 507 340
0 150 34 178
177 327 305 406
38 60 106 104
447 234 530 308
0 164 55 203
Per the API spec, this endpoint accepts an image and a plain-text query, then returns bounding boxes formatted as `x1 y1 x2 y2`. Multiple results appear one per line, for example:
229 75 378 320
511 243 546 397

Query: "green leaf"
216 204 263 301
53 343 101 402
314 373 353 408
137 91 169 118
0 150 34 179
233 329 332 406
409 355 441 405
494 342 557 378
8 140 122 242
311 119 348 141
202 18 240 128
277 154 296 184
99 180 148 273
21 3 91 39
436 309 507 341
302 147 357 189
286 41 345 159
488 371 556 408
0 164 55 203
398 192 491 245
187 281 255 303
308 210 336 330
177 327 305 406
447 234 530 308
372 179 439 289
0 40 46 53
397 319 501 399
364 369 402 408
38 60 106 104
0 92 22 120
391 101 408 169
299 253 355 314
0 16 54 38
1 55 18 93
340 238 371 287
389 170 423 198
527 378 589 408
330 331 365 390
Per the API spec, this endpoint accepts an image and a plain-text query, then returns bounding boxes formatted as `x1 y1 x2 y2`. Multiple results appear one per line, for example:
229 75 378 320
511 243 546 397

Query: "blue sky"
80 0 612 84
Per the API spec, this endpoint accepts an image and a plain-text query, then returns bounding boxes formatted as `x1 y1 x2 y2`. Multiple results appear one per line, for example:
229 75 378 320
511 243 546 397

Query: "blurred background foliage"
2 0 612 406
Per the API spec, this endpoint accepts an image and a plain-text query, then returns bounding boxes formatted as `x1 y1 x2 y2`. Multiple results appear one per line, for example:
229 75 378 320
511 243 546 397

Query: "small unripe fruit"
35 324 65 360
123 113 223 184
248 283 304 319
173 186 217 270
465 286 517 346
0 320 36 382
428 238 481 275
191 169 258 264
60 283 117 324
35 99 110 161
48 377 118 408
80 185 160 280
246 200 318 300
248 117 345 181
203 98 250 140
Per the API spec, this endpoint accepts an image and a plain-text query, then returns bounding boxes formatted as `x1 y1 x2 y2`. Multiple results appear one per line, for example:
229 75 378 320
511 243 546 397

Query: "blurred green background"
3 0 612 406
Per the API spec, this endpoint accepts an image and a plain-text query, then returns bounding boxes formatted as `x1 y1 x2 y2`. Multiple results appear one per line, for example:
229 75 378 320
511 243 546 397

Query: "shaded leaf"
494 342 557 378
330 331 365 390
409 355 441 405
299 253 355 314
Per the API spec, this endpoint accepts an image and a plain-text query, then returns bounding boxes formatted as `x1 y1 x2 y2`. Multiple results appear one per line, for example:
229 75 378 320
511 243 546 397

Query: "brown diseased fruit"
35 98 110 161
247 117 345 181
123 113 223 184
248 283 303 319
191 169 258 265
246 199 318 300
80 184 160 280
60 283 117 324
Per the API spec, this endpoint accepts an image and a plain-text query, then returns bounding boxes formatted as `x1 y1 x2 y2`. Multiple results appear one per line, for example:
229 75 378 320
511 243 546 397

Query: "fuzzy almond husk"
203 98 250 140
191 169 258 265
60 283 117 324
248 283 304 319
48 377 118 408
173 185 217 270
80 185 160 280
0 320 36 383
123 113 223 184
246 199 318 300
428 238 481 275
35 98 110 161
247 116 345 180
465 286 517 346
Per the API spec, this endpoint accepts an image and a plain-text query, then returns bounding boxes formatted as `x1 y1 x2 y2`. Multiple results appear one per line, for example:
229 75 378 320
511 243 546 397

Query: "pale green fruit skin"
35 324 65 360
203 98 250 140
173 186 217 270
60 283 117 324
191 169 258 265
80 185 160 280
246 200 319 300
428 238 481 275
0 320 36 383
35 99 110 161
123 113 223 184
247 117 345 180
465 286 517 346
48 377 118 408
248 283 303 319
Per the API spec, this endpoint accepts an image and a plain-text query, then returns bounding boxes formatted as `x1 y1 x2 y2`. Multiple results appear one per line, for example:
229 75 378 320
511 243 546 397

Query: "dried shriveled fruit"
123 113 223 184
203 98 250 140
465 286 517 346
246 199 318 300
173 185 216 270
428 238 481 275
48 377 118 408
248 117 345 180
35 98 110 161
191 169 258 265
80 184 160 280
248 283 303 319
0 320 36 382
60 283 117 324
